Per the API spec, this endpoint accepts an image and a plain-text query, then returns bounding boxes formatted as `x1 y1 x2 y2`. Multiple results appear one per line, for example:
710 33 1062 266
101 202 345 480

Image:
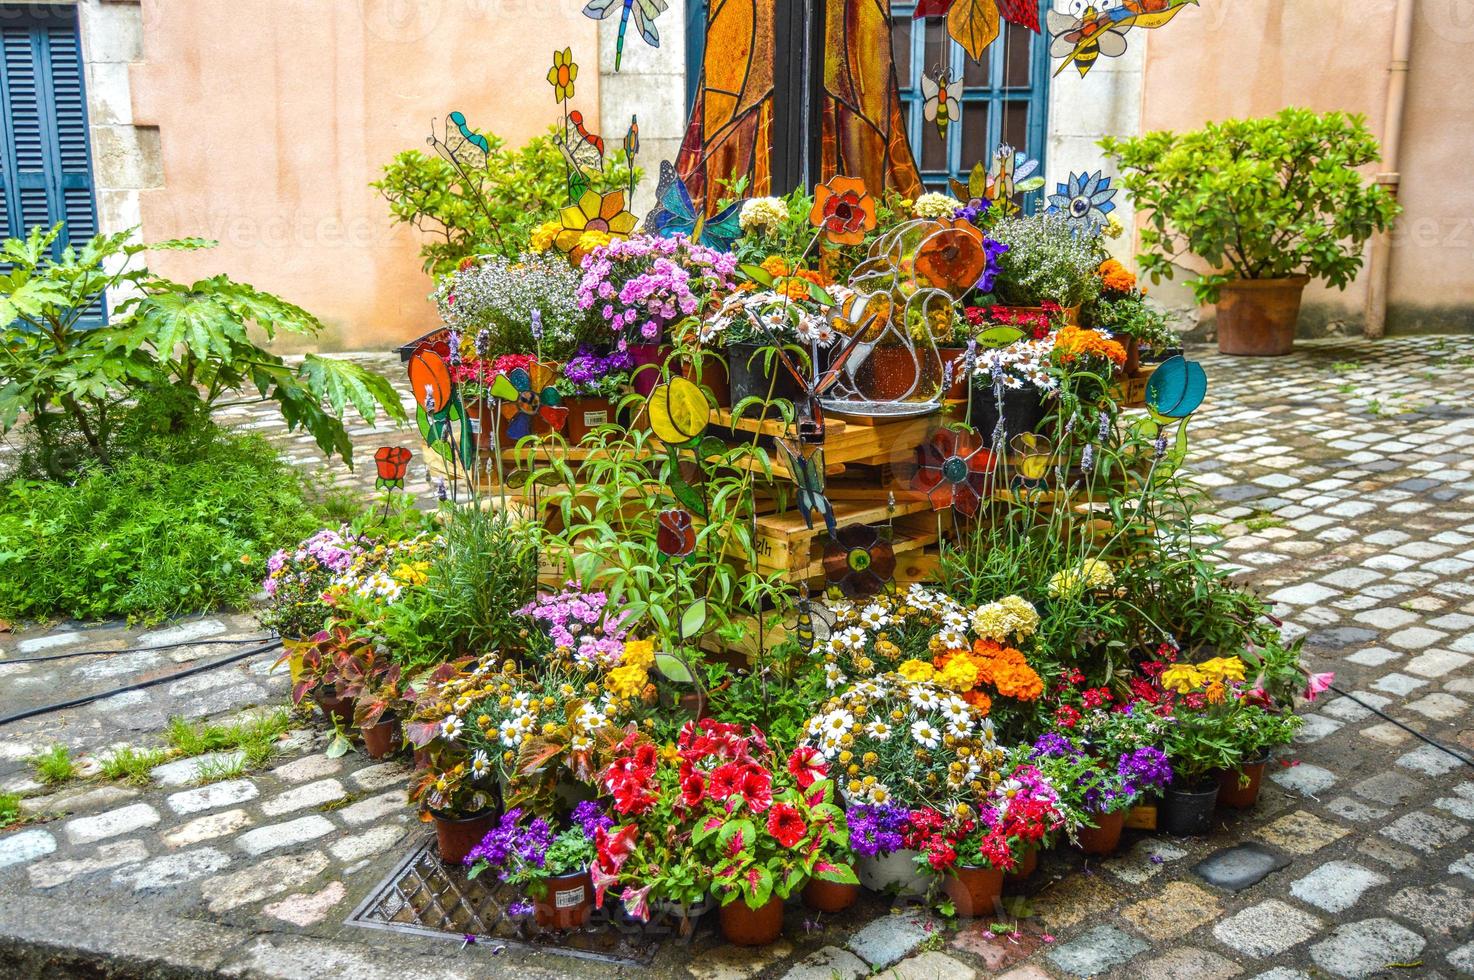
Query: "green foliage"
29 745 76 785
0 791 19 829
0 225 405 479
164 709 291 773
99 746 171 785
989 213 1104 308
1101 108 1401 303
373 126 638 276
0 425 327 623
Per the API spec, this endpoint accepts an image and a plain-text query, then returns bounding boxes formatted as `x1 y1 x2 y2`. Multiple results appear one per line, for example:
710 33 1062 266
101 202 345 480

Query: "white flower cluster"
976 335 1058 392
912 192 961 220
738 196 790 235
431 253 583 353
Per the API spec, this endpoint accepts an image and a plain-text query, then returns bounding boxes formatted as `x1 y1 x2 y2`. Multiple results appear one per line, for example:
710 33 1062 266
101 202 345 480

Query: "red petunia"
709 762 743 801
680 772 705 808
787 746 827 790
739 767 773 813
767 803 807 848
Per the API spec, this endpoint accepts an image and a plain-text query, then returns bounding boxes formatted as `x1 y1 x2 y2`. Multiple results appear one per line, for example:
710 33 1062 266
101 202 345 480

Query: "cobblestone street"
2 335 1473 979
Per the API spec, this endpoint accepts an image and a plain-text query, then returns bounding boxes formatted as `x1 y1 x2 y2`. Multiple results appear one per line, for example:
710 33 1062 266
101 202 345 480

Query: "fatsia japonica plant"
1101 108 1401 304
0 224 405 478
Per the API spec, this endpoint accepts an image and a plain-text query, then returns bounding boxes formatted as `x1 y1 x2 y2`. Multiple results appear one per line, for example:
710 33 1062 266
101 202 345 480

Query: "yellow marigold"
1054 325 1126 368
622 638 655 670
897 660 936 683
605 665 648 698
998 595 1040 639
1160 664 1205 694
936 656 980 693
1204 679 1227 704
529 219 561 253
1047 558 1116 598
1199 656 1246 682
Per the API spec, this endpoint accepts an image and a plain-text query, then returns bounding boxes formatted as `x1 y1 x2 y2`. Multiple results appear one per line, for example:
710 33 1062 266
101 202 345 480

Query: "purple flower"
975 238 1009 293
1118 746 1173 797
506 900 534 917
846 804 909 858
1030 733 1077 759
572 801 613 839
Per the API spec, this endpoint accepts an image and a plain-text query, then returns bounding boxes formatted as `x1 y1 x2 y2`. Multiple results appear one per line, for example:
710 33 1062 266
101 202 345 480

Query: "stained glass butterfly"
643 160 746 253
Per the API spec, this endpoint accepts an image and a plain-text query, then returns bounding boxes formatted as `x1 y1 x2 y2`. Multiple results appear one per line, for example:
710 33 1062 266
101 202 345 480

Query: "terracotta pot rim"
1217 275 1311 290
429 806 499 824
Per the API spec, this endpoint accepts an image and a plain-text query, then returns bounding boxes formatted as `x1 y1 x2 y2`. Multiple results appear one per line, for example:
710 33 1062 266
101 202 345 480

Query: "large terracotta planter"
856 848 929 896
431 807 501 866
943 864 1004 918
802 873 859 913
1217 754 1269 809
1076 810 1125 855
718 895 784 946
1004 846 1038 888
533 869 593 931
1214 276 1309 356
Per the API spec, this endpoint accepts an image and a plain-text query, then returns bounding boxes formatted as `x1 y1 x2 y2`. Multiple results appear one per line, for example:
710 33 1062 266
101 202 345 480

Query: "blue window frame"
890 1 1049 206
0 4 98 256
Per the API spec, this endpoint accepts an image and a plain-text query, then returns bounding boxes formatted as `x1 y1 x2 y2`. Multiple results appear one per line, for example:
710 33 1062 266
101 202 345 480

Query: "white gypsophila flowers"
432 253 583 352
992 212 1105 308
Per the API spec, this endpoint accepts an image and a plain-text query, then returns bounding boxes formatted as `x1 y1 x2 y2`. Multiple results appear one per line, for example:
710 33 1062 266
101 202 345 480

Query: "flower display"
1097 258 1137 295
575 233 737 344
1052 325 1127 369
1047 558 1115 598
517 584 632 665
810 175 878 246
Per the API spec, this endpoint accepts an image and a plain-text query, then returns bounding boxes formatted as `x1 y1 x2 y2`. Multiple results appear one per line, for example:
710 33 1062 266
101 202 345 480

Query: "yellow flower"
1160 664 1205 694
937 657 979 692
897 660 935 683
530 220 561 253
1199 656 1246 682
622 639 655 670
547 47 577 103
556 189 638 253
606 664 647 698
1047 559 1115 598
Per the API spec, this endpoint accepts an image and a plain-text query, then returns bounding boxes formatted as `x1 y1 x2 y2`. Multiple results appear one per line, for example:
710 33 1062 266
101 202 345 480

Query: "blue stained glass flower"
1045 170 1118 236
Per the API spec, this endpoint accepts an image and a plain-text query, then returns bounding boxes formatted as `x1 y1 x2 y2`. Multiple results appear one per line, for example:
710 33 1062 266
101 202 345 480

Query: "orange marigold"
968 639 1043 701
1054 325 1126 368
1097 258 1137 295
961 689 992 715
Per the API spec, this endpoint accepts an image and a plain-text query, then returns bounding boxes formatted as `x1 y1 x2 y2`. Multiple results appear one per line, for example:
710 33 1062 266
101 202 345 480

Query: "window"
0 4 97 255
890 2 1049 203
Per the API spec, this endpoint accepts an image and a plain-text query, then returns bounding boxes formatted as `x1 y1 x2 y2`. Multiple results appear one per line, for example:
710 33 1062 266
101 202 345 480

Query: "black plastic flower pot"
1161 782 1220 836
727 342 806 416
972 383 1048 446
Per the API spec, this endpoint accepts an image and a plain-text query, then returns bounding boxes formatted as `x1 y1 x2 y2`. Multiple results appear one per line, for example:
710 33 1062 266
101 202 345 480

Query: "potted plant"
351 663 408 760
984 213 1103 324
1087 260 1178 377
1102 108 1400 356
556 347 631 443
1217 699 1302 810
260 527 368 677
706 279 836 412
1030 732 1171 855
467 803 608 932
968 333 1058 445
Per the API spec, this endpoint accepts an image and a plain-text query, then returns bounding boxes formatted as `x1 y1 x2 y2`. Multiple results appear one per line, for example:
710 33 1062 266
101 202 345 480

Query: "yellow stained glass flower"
556 189 637 253
547 48 577 103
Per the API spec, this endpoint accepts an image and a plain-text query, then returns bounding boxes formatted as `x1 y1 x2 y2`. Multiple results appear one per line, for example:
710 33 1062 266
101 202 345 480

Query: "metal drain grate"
345 834 695 966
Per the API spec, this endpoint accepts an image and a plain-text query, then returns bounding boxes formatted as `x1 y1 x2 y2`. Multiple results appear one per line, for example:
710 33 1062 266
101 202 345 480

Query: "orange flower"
961 689 992 715
1097 258 1137 295
966 639 1043 702
914 219 986 294
810 175 877 246
1054 325 1126 368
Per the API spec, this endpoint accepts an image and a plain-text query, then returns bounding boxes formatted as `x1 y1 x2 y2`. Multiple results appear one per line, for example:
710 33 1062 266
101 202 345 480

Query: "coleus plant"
592 722 856 917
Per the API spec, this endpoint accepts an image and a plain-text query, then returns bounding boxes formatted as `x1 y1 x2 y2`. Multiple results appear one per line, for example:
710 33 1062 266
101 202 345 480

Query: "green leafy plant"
0 791 19 829
99 746 171 785
1101 108 1401 304
164 709 291 772
29 745 77 786
988 213 1104 308
0 224 405 479
0 425 329 623
373 127 637 275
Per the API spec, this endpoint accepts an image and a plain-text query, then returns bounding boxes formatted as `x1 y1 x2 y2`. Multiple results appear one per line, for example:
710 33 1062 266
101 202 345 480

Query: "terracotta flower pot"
462 397 497 452
533 869 593 931
1075 809 1125 855
1004 846 1038 888
802 874 859 913
718 895 785 946
1214 276 1309 356
431 807 501 866
360 714 401 760
629 343 672 396
563 396 617 444
856 848 929 896
1161 782 1220 836
312 690 354 730
860 344 920 401
943 864 1004 918
1217 755 1269 809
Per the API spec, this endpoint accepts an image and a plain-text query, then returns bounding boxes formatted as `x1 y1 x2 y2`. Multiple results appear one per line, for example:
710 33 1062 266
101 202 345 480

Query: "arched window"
890 1 1050 202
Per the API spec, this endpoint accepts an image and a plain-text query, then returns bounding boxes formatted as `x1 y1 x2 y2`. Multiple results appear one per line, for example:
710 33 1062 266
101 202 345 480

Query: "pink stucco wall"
1140 0 1474 333
129 0 599 351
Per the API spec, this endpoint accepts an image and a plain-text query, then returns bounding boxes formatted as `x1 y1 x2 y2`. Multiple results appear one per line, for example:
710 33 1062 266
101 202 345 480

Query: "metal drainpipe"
1364 0 1415 339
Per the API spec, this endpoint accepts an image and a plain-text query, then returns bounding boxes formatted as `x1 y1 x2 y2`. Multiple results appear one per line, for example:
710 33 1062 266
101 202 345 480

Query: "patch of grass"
1243 512 1285 532
98 746 171 786
29 744 77 786
1336 382 1356 394
0 791 20 829
318 791 362 813
194 754 248 785
1365 398 1384 416
166 709 292 773
1330 360 1360 374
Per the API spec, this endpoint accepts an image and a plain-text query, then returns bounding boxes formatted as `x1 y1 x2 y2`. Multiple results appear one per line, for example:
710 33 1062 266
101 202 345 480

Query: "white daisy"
440 715 464 740
470 750 491 779
577 704 606 730
940 697 970 725
570 733 594 752
858 604 889 630
821 709 855 739
937 629 968 651
910 719 941 749
863 721 893 741
866 783 892 804
497 719 521 747
909 686 941 712
824 664 848 690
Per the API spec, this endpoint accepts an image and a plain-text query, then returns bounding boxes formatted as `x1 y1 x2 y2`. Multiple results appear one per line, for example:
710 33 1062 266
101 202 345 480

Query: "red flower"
656 509 697 560
680 773 705 808
809 175 878 245
1055 705 1081 729
633 743 658 773
739 766 773 813
373 446 412 485
787 746 827 790
767 803 807 848
1081 686 1113 709
709 762 743 801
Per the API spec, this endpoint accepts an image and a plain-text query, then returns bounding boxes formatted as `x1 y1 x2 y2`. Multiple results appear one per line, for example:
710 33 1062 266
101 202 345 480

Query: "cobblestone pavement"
1 335 1473 979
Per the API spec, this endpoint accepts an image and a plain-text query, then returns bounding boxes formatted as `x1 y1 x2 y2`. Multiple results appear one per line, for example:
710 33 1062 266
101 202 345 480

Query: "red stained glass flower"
809 175 878 246
373 446 412 489
657 508 696 560
914 429 995 517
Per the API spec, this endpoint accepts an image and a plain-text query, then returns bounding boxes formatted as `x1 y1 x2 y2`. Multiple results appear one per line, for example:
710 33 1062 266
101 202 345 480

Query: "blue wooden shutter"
0 5 98 252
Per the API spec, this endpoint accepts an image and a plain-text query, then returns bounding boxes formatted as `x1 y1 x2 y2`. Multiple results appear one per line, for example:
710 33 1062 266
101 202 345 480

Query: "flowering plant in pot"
1027 732 1170 854
259 526 367 645
1085 259 1177 373
984 213 1103 318
1101 108 1400 356
553 347 632 443
432 253 588 363
466 802 609 931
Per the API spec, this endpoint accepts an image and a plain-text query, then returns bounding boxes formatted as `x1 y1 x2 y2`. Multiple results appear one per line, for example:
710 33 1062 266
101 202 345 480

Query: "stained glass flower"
490 362 569 440
556 189 638 253
822 525 896 598
809 175 877 246
656 509 696 561
914 429 994 517
1045 170 1117 237
547 48 578 103
373 446 412 490
913 218 986 296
